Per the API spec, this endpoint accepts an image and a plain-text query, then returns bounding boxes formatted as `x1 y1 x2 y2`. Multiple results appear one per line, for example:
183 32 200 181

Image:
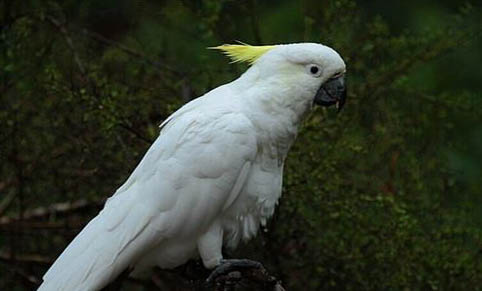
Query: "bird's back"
38 85 270 290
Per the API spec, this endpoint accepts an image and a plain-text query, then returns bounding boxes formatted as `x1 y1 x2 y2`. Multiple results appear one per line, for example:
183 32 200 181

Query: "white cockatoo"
38 43 346 290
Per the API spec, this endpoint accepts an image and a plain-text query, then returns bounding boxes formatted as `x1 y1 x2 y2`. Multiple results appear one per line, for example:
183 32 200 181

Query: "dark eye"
306 64 322 77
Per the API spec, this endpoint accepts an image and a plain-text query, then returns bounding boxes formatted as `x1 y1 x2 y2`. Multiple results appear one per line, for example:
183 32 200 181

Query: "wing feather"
39 102 258 290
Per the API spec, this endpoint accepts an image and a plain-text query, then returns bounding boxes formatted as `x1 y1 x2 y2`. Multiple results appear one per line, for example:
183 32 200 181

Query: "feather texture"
39 98 260 290
210 43 275 65
38 42 346 291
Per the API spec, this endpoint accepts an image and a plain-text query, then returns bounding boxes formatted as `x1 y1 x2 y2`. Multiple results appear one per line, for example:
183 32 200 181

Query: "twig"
81 28 182 75
249 0 263 45
0 221 85 231
45 15 86 76
0 251 52 266
0 199 104 225
0 188 16 216
9 266 42 288
118 122 154 144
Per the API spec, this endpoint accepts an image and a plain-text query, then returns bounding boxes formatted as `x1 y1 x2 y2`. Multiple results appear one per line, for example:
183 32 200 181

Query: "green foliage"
1 0 481 290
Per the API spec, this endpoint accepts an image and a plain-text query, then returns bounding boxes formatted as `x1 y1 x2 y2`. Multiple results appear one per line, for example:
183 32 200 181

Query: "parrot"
38 42 346 290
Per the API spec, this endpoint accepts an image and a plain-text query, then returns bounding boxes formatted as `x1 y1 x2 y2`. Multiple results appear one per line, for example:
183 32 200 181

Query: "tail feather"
38 191 160 291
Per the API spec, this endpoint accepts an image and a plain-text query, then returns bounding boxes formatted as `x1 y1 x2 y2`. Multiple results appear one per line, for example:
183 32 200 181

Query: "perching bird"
38 42 346 290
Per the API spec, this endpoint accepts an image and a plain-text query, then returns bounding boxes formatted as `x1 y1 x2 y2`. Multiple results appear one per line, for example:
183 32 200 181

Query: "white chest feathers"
220 150 284 249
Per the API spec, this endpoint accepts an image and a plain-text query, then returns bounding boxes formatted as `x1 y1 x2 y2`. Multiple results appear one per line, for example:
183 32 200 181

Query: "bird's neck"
231 67 313 158
234 67 312 125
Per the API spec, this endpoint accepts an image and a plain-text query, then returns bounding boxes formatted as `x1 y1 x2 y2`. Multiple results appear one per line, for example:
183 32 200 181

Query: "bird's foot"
206 259 285 291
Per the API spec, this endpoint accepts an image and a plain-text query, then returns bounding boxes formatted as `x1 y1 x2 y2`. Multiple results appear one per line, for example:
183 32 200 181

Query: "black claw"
205 259 285 291
206 259 263 284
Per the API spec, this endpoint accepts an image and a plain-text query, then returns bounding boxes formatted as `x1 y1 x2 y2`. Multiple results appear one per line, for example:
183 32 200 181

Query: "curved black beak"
313 75 346 113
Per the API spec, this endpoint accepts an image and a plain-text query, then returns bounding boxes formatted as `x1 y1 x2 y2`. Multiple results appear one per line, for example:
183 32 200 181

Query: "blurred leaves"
1 0 481 290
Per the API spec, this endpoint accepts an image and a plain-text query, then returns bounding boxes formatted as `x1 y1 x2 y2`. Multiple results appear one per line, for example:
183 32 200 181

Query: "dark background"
1 0 481 290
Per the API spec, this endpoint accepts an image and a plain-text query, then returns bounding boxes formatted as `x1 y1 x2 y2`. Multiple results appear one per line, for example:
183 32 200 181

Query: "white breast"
220 142 285 249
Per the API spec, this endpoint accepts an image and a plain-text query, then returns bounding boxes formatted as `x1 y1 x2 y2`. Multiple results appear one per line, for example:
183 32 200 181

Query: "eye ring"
307 64 322 77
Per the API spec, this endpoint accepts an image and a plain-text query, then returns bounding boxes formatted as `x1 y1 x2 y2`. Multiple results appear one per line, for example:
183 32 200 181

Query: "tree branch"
118 122 154 144
0 251 52 266
80 28 182 76
45 15 86 76
0 199 104 225
249 0 263 45
0 182 16 217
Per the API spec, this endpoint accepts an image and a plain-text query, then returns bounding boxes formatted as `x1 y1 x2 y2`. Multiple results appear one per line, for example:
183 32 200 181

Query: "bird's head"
211 43 347 112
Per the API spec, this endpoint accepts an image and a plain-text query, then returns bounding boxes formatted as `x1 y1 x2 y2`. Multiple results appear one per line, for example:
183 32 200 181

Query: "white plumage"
38 43 346 291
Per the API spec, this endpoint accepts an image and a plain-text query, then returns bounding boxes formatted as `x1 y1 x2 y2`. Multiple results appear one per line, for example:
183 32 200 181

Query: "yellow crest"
210 43 275 65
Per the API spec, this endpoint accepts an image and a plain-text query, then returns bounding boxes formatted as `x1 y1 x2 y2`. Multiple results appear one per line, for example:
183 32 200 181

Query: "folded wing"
39 106 258 291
